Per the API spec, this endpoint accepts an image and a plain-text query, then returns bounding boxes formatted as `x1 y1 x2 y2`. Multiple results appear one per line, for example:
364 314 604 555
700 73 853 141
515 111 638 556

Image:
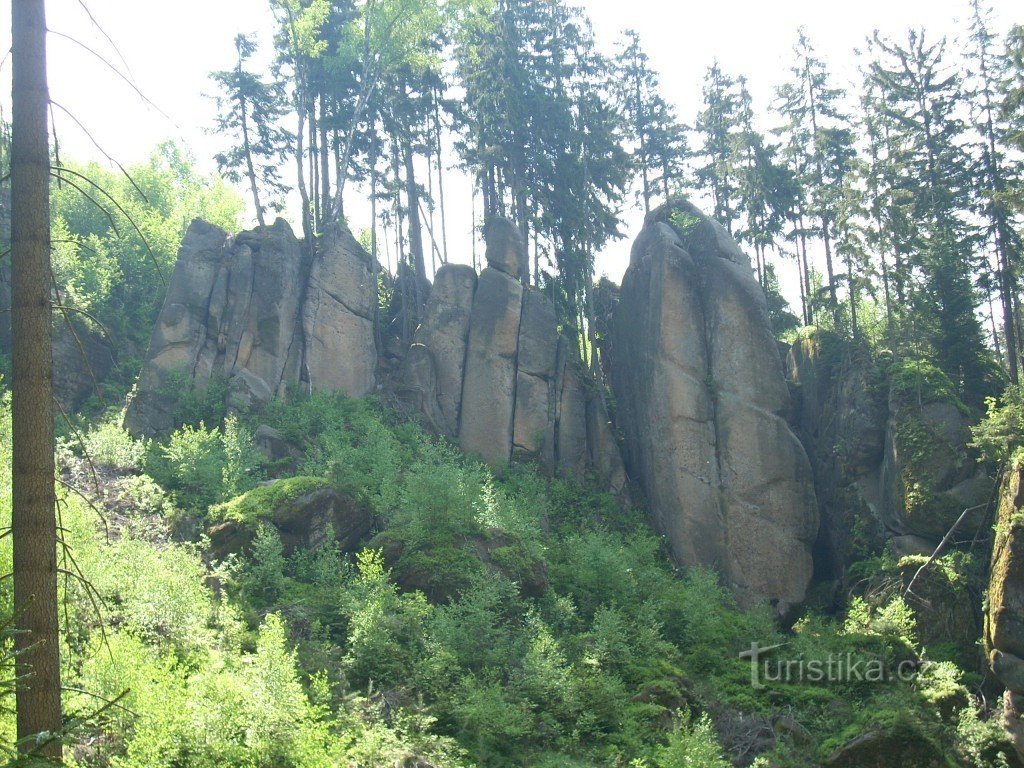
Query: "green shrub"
971 384 1024 465
652 711 730 768
82 418 149 471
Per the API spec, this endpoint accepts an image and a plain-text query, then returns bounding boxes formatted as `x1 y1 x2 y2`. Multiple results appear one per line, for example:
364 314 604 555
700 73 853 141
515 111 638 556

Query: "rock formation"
125 218 377 436
397 221 628 493
880 366 990 542
786 330 888 582
610 202 819 611
987 465 1024 760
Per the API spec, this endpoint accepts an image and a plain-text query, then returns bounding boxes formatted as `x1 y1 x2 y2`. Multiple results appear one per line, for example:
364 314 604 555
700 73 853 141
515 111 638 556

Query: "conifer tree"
694 63 741 234
968 1 1021 382
614 30 688 214
211 34 292 227
869 30 990 397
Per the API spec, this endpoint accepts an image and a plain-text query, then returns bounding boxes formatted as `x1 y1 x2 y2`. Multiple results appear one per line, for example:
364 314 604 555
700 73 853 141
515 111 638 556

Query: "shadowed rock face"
125 218 377 436
610 201 818 611
987 466 1024 761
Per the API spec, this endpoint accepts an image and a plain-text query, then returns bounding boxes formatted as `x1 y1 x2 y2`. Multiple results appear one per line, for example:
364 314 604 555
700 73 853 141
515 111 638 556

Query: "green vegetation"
49 143 242 405
0 389 1016 766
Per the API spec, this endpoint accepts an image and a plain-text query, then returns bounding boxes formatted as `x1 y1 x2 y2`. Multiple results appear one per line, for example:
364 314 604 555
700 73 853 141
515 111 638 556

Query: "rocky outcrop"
125 218 377 436
52 321 117 413
786 331 887 583
398 221 627 493
208 477 374 561
301 222 378 398
880 363 990 543
610 201 818 611
987 465 1024 760
459 266 525 467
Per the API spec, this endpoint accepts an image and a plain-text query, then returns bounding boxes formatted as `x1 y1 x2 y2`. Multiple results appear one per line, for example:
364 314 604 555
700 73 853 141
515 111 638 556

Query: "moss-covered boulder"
208 476 374 560
373 526 547 603
881 361 990 542
824 716 947 767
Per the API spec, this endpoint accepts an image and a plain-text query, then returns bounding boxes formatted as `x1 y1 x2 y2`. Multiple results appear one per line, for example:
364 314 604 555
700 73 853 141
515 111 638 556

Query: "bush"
82 418 149 471
652 711 730 768
149 416 261 513
971 384 1024 465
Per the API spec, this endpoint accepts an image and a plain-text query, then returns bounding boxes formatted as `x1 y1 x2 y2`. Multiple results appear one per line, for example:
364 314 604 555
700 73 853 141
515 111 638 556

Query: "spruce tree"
694 62 742 234
211 34 292 228
869 30 990 398
967 2 1022 382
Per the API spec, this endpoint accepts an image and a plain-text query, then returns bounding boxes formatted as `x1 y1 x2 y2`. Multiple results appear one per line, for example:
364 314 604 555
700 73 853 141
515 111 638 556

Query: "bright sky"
0 0 1021 299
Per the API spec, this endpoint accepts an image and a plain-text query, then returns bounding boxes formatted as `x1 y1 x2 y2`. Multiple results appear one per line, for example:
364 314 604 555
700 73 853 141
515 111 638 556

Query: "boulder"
208 477 373 561
458 267 524 467
610 201 818 611
825 722 945 767
483 217 528 282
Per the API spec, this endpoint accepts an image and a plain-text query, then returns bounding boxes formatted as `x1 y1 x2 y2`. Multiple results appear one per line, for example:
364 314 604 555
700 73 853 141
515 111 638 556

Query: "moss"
210 476 330 525
668 209 701 236
889 358 968 414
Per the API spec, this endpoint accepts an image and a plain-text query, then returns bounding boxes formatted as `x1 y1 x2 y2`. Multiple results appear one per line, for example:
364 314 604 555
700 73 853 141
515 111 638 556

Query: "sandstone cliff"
124 218 377 436
396 219 628 493
610 202 819 611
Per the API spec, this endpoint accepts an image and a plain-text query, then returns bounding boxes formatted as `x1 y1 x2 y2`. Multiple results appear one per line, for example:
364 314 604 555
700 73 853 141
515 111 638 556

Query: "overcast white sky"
1 0 1021 296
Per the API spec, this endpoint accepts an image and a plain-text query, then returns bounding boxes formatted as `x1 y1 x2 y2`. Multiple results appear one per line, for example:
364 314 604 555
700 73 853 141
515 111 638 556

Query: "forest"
1 0 1024 766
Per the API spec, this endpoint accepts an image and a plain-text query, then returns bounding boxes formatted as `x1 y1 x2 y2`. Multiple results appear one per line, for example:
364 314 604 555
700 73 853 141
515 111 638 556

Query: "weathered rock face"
459 267 525 466
786 331 887 583
405 264 477 436
302 222 378 398
986 466 1024 761
125 218 378 436
880 371 990 542
52 321 117 413
610 202 818 611
397 220 628 494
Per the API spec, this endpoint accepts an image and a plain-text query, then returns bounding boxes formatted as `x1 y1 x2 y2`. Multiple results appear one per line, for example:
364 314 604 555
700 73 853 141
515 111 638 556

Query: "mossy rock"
824 713 949 767
882 359 989 541
208 476 374 559
374 526 547 603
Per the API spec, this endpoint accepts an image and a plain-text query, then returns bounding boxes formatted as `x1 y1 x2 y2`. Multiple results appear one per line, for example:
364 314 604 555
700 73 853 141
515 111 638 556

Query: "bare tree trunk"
11 0 62 759
403 137 427 293
319 94 331 223
432 90 449 264
237 92 264 228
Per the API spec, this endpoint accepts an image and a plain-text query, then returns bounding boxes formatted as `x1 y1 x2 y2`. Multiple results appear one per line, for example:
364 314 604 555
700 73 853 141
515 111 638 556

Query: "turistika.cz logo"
739 641 924 690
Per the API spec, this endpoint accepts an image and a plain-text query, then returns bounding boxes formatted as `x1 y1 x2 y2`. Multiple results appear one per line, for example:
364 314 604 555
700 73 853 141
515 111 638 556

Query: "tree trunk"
319 94 331 224
11 0 62 759
403 137 427 294
432 91 449 264
237 91 264 228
